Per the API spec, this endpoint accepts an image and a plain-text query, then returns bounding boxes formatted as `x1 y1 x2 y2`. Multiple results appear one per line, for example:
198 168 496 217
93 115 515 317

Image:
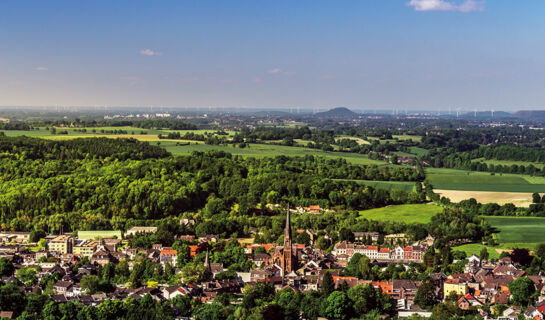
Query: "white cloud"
267 68 296 76
35 66 48 71
407 0 485 12
140 49 163 56
267 68 282 74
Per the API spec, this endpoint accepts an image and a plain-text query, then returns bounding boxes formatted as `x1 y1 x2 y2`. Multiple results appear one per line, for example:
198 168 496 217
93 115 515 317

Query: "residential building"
73 240 98 258
125 226 158 237
49 235 74 254
444 278 468 297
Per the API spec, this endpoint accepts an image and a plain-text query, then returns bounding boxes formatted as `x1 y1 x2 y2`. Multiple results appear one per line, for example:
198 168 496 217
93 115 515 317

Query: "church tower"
281 208 296 275
203 249 212 281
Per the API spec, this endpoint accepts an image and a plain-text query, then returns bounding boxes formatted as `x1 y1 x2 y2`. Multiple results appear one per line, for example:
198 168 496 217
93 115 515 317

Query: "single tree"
322 271 334 296
80 275 100 294
535 243 545 259
511 248 532 267
414 278 437 310
325 291 352 320
508 277 536 306
0 257 15 277
480 247 489 261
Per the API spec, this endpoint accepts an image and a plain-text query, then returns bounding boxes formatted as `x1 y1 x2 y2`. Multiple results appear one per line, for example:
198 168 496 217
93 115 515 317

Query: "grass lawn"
452 243 501 260
27 245 41 252
359 204 443 224
77 230 122 240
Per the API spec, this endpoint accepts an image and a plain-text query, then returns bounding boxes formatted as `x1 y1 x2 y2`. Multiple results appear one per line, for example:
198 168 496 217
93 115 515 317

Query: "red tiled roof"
445 278 462 284
372 281 393 294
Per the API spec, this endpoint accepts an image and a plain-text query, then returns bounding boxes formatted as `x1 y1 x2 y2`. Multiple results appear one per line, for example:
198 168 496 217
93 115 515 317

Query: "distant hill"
314 107 359 119
512 110 545 120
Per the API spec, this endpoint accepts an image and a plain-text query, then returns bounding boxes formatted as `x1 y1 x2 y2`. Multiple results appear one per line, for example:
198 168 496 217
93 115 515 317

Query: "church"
273 209 298 276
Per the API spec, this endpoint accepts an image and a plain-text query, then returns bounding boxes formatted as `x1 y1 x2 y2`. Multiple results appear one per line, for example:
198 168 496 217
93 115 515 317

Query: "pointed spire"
203 249 212 281
204 249 211 272
284 206 291 244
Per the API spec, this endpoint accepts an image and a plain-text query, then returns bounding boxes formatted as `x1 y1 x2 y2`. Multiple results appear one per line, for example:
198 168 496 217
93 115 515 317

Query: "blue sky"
0 0 544 110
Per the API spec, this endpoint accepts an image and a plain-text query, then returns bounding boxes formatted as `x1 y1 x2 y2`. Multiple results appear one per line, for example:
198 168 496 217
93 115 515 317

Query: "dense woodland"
426 144 545 175
0 136 425 234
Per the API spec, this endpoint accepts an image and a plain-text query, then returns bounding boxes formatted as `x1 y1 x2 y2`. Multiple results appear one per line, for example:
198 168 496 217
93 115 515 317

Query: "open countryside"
454 216 545 258
483 216 545 247
359 204 443 224
435 190 541 207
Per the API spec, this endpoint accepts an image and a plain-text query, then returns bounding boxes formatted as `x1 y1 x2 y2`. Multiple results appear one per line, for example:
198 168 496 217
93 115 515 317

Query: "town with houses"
0 211 544 319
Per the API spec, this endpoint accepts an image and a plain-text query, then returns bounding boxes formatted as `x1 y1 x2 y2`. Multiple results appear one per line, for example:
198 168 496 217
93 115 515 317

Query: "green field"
3 127 232 139
3 127 403 166
359 204 443 224
472 158 545 170
341 180 416 192
164 142 391 166
452 243 501 260
455 216 545 257
483 216 545 247
408 147 429 157
392 134 422 142
77 230 122 240
426 168 545 192
335 136 370 145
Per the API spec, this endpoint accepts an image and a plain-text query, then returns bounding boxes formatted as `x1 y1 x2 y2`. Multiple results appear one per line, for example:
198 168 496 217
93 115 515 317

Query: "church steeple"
204 249 212 280
284 208 292 245
281 206 296 276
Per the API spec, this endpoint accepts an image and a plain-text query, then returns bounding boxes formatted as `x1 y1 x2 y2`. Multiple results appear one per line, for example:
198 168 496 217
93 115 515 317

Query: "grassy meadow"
77 230 123 240
483 216 545 247
359 203 443 224
425 167 545 192
342 180 417 192
452 243 502 260
454 216 545 258
2 127 399 166
165 142 390 166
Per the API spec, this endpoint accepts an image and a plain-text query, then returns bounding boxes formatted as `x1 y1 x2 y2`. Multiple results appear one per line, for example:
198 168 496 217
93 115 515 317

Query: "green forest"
0 136 425 234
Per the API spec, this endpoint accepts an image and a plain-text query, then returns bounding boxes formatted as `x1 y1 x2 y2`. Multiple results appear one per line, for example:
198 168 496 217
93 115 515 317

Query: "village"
0 211 544 320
